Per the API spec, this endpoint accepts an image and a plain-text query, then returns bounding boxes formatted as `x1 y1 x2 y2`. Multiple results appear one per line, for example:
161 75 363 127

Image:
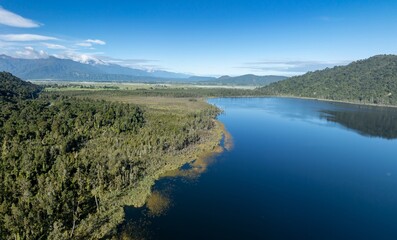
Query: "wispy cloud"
0 6 40 28
239 60 350 76
76 39 106 47
0 34 57 41
42 43 67 49
76 42 92 47
86 39 106 45
15 46 49 59
54 51 107 64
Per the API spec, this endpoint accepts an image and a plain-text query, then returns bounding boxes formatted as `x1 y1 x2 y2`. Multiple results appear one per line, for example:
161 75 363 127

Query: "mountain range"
0 54 192 81
200 74 287 86
0 55 286 85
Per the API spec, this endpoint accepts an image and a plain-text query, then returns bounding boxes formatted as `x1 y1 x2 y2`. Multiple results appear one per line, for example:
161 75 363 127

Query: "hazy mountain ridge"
0 55 189 81
260 55 397 105
204 74 287 86
0 55 286 84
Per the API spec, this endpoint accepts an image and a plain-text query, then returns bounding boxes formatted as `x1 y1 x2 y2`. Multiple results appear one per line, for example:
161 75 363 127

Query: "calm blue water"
124 98 397 240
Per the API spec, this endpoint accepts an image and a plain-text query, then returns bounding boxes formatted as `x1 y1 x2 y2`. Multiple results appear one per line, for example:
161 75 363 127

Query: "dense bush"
260 55 397 105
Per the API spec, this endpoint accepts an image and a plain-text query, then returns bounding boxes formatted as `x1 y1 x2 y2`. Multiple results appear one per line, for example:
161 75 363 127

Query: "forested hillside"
0 71 42 101
0 73 223 239
260 55 397 105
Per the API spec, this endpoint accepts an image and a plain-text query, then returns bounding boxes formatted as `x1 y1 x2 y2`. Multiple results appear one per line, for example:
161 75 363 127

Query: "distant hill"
260 55 397 105
200 74 287 86
0 55 189 81
0 71 42 101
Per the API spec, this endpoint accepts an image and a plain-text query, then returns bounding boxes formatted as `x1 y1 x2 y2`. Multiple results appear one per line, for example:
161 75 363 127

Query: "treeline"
260 55 397 106
55 87 260 99
0 73 221 239
130 87 259 97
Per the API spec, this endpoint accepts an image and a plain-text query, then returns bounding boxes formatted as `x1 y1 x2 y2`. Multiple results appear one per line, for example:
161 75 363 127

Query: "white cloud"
54 51 108 65
76 42 92 47
42 43 66 49
0 6 40 28
15 46 49 59
86 39 106 45
0 34 57 41
76 39 106 48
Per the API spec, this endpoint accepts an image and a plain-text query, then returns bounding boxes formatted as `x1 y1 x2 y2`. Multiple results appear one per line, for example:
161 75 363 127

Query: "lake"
123 97 397 240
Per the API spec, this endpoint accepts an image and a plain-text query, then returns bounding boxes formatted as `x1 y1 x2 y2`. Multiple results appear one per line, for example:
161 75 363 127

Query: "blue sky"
0 0 397 76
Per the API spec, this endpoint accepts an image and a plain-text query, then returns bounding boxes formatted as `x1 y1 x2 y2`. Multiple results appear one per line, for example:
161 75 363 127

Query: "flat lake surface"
124 97 397 240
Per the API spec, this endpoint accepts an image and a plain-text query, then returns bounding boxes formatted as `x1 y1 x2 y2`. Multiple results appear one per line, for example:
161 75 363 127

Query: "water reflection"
320 106 397 139
212 97 397 140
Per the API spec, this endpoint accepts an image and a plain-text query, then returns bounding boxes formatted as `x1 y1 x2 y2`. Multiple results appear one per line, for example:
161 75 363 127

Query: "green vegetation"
260 55 397 106
52 87 259 99
0 71 43 102
0 73 225 239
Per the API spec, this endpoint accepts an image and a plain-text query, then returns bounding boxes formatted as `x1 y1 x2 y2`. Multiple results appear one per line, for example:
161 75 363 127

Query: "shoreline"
126 119 228 208
271 95 397 109
208 94 397 109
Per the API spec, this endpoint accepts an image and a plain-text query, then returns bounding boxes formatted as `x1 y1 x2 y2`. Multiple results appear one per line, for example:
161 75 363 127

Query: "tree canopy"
0 72 222 239
0 71 43 101
260 55 397 106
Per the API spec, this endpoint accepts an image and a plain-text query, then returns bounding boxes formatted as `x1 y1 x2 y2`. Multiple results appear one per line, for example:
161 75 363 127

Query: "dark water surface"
124 98 397 240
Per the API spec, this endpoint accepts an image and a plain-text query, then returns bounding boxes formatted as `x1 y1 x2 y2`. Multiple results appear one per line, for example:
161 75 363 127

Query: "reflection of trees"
320 108 397 139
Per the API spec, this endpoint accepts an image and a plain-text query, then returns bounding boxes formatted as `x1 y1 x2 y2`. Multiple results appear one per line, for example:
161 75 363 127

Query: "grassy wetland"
0 76 233 239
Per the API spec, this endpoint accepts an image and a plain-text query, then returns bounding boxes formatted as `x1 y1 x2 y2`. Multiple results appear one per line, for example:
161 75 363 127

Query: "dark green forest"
0 72 43 102
0 73 222 239
260 55 397 106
